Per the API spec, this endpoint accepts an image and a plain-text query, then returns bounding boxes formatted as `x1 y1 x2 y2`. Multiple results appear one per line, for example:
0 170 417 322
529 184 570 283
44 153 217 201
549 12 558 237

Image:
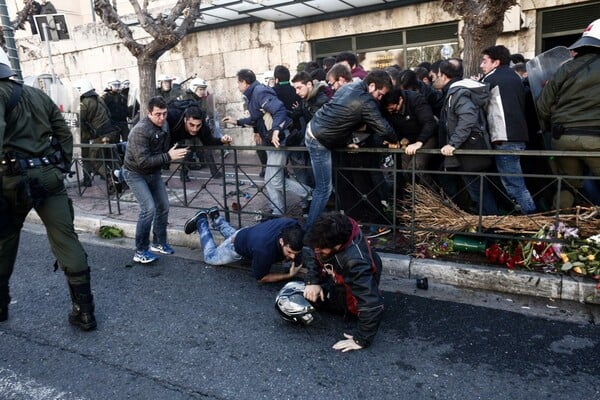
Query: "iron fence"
71 143 599 255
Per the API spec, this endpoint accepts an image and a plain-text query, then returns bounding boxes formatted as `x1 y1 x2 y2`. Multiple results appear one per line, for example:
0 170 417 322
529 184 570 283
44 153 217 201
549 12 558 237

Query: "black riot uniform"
0 52 96 331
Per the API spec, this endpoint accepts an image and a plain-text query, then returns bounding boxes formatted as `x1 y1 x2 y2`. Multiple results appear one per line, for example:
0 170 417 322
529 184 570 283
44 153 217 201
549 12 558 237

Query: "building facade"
9 0 600 125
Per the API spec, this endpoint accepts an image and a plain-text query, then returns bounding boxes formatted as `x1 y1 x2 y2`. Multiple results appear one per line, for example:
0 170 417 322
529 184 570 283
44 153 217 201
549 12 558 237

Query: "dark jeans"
123 168 169 251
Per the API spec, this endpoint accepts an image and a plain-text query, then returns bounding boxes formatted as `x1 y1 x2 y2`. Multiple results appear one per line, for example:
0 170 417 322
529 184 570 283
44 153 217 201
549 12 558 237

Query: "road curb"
25 212 599 304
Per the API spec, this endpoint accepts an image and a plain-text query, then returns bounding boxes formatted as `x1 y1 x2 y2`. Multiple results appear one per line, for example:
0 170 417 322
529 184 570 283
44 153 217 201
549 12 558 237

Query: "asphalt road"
1 227 599 400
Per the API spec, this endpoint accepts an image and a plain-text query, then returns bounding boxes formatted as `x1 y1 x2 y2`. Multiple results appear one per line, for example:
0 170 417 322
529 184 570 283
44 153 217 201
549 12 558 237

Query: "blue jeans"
265 149 310 215
304 129 332 230
462 174 499 216
123 168 169 251
197 216 243 265
493 141 536 214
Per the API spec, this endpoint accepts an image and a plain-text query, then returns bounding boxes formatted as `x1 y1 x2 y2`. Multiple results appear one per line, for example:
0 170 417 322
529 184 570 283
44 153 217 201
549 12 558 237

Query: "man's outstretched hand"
332 333 363 352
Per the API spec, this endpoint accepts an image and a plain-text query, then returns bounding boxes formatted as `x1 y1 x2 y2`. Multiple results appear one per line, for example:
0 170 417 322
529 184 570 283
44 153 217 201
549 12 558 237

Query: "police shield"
205 92 222 137
526 46 572 101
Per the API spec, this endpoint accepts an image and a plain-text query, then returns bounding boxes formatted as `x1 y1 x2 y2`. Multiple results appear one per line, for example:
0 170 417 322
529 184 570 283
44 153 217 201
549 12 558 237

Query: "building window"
311 22 458 70
538 1 600 52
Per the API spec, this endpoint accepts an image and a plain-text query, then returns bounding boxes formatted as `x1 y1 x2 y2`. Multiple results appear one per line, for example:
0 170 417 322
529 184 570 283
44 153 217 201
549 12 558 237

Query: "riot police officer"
0 49 96 331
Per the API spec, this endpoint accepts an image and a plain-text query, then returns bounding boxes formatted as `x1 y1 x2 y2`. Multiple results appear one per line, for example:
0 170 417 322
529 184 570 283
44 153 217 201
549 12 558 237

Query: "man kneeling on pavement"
276 211 384 352
184 207 304 283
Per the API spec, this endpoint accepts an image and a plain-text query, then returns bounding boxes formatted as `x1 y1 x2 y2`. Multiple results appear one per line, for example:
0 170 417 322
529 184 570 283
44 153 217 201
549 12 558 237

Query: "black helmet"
275 281 316 325
0 48 16 79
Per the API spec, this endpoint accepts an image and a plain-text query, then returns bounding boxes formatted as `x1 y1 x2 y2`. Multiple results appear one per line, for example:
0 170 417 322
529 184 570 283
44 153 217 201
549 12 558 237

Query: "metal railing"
70 143 600 253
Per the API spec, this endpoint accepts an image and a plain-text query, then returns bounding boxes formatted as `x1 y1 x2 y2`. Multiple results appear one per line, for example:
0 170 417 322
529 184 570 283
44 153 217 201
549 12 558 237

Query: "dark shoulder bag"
457 108 493 172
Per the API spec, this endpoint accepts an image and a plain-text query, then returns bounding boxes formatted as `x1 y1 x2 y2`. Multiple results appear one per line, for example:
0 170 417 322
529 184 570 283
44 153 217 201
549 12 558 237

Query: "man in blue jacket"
223 69 309 216
184 208 304 283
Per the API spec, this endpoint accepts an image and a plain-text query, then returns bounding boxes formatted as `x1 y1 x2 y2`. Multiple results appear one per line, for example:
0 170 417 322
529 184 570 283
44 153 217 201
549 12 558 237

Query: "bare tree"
442 0 516 78
93 0 202 114
10 0 37 32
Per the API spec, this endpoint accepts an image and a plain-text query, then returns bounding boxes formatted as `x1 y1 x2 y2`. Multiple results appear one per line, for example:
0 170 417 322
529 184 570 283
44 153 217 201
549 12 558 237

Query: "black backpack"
166 98 200 128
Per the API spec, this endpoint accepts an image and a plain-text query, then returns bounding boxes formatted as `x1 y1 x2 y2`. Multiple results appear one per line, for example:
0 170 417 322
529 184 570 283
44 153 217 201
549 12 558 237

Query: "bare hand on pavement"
332 333 363 352
304 284 324 302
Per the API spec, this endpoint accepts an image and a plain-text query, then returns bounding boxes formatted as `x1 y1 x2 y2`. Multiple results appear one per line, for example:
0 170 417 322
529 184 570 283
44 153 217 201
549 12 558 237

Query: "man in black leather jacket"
302 211 384 352
304 69 396 230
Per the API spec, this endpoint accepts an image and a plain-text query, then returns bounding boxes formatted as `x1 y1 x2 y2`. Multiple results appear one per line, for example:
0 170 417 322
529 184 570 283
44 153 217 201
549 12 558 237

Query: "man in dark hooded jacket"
302 211 384 352
435 58 499 215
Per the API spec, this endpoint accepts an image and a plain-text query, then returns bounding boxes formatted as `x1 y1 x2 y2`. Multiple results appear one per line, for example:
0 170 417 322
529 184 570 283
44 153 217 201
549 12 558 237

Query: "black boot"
180 166 191 182
68 282 97 331
0 278 10 322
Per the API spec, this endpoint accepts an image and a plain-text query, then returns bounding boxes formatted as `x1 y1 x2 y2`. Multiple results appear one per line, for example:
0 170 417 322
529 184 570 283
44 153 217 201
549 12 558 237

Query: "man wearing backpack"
178 79 223 179
480 45 537 214
167 104 232 182
0 48 97 330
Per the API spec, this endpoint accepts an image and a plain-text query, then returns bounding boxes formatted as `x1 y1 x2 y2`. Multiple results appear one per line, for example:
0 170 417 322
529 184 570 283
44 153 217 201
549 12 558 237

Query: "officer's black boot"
0 276 10 322
67 282 97 331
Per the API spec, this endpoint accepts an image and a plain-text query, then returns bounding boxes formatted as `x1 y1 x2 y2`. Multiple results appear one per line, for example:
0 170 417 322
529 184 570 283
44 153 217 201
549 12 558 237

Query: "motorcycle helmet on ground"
275 281 316 325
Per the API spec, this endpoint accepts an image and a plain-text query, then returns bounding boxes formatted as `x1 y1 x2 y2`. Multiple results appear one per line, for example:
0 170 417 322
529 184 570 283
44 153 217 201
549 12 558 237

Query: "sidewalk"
25 161 600 306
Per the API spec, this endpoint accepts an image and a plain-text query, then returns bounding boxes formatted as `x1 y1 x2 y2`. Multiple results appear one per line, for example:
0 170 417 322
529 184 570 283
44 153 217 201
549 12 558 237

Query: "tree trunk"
138 56 158 116
93 0 203 115
461 19 502 79
442 0 516 78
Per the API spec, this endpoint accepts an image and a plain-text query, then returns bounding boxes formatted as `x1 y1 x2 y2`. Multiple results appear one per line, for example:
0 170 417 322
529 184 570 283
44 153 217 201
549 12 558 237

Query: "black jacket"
303 218 384 348
167 107 222 147
291 81 331 134
383 89 437 144
274 82 301 111
480 65 529 142
309 80 396 149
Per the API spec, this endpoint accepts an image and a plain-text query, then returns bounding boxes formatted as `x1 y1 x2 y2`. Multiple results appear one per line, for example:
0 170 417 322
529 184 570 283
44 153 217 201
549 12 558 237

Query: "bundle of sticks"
399 185 600 241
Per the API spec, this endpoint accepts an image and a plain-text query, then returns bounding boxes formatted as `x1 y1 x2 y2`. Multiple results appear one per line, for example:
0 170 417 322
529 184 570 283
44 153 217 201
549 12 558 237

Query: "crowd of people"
1 19 598 351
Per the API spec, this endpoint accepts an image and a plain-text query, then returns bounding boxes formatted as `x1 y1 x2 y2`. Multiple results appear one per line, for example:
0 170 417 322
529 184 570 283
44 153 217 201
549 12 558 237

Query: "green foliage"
98 225 124 239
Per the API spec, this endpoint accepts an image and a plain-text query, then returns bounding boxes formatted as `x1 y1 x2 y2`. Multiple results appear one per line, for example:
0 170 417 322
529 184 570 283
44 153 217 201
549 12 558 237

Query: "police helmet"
569 19 600 50
263 70 274 85
73 79 95 96
121 79 130 90
0 48 16 79
157 74 172 83
190 78 208 91
275 281 316 325
105 79 121 91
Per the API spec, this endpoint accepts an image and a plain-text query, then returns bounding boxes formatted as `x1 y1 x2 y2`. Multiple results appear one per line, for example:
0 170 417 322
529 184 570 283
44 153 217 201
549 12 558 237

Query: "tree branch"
94 0 145 57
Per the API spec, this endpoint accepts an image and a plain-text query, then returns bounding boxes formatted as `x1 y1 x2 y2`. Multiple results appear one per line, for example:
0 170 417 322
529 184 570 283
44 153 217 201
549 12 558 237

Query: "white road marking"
0 367 86 400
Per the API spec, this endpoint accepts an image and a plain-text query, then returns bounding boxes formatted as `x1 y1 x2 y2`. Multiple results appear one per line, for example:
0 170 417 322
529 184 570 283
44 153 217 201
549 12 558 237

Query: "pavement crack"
1 328 227 400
